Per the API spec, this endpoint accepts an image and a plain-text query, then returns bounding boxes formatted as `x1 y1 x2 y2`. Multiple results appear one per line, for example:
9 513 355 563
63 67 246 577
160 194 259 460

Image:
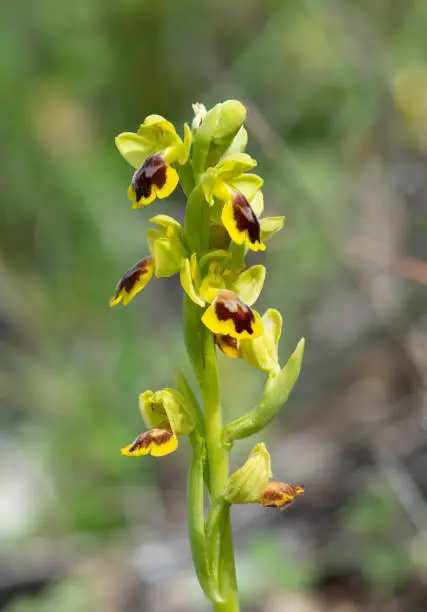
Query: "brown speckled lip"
129 422 173 452
215 334 240 355
261 483 305 509
113 256 153 296
132 154 167 201
232 191 261 245
214 291 255 335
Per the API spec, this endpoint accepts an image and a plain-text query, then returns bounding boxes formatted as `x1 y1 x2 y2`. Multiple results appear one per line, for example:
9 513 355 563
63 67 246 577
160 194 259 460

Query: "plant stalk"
201 327 239 612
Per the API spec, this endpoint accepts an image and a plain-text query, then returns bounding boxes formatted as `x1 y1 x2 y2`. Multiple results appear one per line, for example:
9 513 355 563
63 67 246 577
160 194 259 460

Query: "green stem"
201 327 239 612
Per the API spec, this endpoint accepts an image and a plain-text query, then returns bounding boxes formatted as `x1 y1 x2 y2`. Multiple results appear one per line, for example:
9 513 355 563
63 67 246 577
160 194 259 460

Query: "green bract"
223 338 305 445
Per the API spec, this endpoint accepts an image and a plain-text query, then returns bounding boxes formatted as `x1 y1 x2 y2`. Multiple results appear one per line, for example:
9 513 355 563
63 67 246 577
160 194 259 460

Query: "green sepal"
229 173 264 201
188 441 223 603
115 132 154 169
139 388 195 437
146 215 187 278
137 114 178 149
232 265 266 306
221 125 248 157
223 338 305 445
260 216 286 241
199 250 232 277
250 190 264 217
180 258 205 307
216 152 257 181
223 443 272 504
240 309 282 373
150 237 182 277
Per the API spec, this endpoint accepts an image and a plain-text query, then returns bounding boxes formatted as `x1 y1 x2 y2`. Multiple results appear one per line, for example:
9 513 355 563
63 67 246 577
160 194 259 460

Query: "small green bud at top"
211 100 246 145
223 443 272 505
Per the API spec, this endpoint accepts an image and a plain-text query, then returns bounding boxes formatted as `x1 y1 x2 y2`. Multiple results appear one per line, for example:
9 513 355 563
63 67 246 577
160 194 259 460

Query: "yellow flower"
221 190 266 252
127 154 179 208
109 255 154 306
121 388 194 458
201 153 266 251
115 115 191 208
201 289 264 340
259 482 305 510
121 422 178 457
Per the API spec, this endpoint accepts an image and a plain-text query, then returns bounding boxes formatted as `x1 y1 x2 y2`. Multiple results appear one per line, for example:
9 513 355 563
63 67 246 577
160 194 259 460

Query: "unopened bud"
223 443 272 505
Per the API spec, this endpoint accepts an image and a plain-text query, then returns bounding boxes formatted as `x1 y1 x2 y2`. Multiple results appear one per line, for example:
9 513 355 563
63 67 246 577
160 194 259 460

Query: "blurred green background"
2 0 427 610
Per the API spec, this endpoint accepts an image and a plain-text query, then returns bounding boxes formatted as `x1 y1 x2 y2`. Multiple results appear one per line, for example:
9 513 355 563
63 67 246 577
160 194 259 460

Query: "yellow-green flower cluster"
110 100 305 606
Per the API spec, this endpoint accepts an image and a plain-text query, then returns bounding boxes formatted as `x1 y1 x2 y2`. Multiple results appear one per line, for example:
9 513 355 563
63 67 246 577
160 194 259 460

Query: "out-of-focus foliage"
2 0 427 610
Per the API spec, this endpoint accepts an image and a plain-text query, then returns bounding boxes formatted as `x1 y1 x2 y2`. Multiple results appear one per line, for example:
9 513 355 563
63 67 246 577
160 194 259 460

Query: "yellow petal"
155 165 179 199
121 424 178 457
215 334 242 358
129 154 178 208
221 193 265 252
109 256 154 307
201 290 264 340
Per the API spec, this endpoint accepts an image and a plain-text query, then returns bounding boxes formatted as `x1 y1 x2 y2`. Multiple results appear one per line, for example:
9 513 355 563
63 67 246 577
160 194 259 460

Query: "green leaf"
221 126 248 157
224 338 305 444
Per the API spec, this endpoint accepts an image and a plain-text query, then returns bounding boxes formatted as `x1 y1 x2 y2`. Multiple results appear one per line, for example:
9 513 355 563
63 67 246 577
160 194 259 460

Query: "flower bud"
240 309 281 373
191 103 207 132
139 388 195 437
146 215 187 277
223 443 272 505
192 102 247 177
211 100 246 145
